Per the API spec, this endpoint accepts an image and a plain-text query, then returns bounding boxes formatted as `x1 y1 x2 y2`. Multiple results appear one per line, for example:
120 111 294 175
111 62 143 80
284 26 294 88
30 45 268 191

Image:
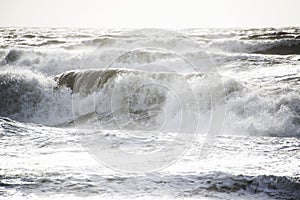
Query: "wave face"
0 27 300 136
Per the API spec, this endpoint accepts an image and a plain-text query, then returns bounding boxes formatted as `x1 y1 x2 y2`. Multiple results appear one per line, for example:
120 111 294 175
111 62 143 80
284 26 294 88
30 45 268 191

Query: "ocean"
0 27 300 199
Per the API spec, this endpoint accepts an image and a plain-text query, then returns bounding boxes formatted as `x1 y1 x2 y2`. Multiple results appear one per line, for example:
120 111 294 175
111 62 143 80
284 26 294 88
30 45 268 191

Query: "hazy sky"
0 0 299 28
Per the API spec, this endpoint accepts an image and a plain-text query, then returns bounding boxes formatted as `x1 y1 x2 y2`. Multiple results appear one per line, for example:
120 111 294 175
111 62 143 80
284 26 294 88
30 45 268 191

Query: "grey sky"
0 0 299 28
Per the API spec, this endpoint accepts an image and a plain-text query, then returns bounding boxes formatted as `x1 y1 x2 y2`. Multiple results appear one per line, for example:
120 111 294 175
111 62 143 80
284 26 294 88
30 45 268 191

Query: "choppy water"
0 27 300 199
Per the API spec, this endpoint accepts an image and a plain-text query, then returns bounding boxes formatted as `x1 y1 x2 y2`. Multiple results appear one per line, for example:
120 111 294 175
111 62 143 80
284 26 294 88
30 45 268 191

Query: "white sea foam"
1 27 300 199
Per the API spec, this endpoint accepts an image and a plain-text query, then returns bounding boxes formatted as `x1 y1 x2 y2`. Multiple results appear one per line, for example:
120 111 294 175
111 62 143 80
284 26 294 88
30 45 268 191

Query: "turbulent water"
1 27 300 199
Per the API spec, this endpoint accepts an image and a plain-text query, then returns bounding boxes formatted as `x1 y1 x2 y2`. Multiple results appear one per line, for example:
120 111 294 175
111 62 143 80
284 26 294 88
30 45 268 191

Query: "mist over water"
0 27 300 199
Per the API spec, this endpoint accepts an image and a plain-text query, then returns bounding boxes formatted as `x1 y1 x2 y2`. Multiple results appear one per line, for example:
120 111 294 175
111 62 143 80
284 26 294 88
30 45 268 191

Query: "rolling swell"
254 41 300 55
246 31 300 40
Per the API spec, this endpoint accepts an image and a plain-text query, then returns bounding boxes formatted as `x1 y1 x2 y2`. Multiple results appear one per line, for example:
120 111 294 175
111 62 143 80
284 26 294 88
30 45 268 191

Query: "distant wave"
254 41 300 55
209 38 300 55
245 31 300 40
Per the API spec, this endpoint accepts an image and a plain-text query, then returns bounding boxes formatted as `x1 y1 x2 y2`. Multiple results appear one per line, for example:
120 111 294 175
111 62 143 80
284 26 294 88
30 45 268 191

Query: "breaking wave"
0 66 299 136
55 69 299 136
0 69 73 126
0 28 300 136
